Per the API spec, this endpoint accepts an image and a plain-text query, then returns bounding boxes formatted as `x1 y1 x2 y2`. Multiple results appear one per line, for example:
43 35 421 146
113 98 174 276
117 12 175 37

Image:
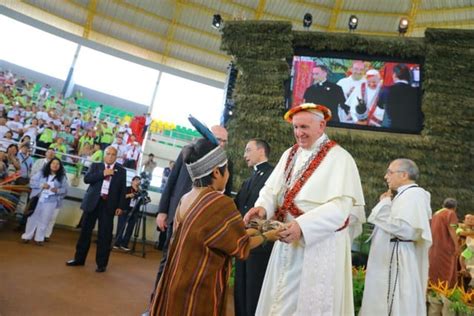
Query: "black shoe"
44 237 50 242
66 259 85 266
95 266 106 273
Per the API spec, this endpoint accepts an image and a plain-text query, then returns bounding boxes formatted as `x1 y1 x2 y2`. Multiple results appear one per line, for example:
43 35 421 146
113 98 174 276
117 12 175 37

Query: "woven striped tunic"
150 188 250 316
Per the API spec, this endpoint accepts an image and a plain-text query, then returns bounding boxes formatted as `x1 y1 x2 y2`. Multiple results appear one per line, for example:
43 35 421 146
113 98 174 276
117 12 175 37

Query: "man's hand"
279 221 302 244
380 189 393 201
156 213 168 231
42 183 50 189
243 207 266 225
115 208 122 216
104 168 115 177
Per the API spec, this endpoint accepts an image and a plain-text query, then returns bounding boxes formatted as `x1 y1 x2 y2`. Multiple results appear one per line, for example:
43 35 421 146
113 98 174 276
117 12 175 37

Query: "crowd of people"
0 69 146 184
2 66 471 315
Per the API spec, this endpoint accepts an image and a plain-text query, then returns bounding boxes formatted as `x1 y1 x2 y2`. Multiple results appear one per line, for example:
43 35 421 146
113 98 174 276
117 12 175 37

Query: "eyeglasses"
385 169 405 175
217 138 228 144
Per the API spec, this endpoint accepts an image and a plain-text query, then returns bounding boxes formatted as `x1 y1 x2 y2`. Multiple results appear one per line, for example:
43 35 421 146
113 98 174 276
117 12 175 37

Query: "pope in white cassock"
244 103 365 316
359 159 432 316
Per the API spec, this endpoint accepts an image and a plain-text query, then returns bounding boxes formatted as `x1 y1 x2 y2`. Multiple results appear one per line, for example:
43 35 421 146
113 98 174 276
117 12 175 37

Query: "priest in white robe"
359 158 432 316
244 103 365 316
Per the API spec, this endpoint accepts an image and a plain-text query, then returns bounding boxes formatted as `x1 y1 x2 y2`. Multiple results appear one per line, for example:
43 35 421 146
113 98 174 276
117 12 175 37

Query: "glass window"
152 73 224 128
0 15 77 79
74 47 159 105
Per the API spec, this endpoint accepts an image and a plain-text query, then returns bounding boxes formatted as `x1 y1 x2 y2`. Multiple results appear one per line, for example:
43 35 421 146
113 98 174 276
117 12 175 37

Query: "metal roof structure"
1 0 473 85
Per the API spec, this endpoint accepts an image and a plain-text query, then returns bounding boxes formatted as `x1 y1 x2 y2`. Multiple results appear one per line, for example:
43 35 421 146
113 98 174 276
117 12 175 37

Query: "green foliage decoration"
221 22 473 216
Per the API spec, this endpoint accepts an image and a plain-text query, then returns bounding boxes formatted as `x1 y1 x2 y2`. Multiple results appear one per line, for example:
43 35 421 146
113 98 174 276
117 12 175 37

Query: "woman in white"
21 157 68 245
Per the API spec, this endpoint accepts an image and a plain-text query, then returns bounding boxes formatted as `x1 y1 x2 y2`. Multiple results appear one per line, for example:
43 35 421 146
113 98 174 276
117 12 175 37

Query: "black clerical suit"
154 151 233 285
74 162 127 269
303 81 346 122
234 161 274 316
381 82 421 133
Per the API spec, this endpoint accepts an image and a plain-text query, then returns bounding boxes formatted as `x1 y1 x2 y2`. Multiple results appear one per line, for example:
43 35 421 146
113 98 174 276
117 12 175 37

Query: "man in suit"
66 146 127 272
153 126 233 286
380 64 421 133
303 64 347 123
234 138 274 316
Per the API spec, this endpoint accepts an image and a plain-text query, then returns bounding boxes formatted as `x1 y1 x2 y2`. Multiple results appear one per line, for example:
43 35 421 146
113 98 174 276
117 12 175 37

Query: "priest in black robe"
234 139 274 316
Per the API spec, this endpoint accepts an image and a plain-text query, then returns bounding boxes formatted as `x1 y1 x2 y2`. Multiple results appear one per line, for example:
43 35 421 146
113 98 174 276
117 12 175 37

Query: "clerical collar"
394 79 409 85
303 133 329 153
317 80 327 86
253 160 268 171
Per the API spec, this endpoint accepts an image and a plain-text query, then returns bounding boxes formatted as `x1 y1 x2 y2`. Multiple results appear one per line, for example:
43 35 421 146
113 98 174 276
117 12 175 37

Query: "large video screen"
290 53 423 134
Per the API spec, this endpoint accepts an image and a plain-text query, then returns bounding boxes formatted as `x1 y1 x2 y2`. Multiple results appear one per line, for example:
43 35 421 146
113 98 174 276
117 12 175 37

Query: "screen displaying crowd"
291 56 423 133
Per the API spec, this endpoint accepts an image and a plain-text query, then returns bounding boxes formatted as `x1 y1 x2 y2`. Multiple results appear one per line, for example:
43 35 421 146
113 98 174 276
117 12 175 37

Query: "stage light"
398 18 409 35
303 13 312 28
348 15 358 31
212 14 223 29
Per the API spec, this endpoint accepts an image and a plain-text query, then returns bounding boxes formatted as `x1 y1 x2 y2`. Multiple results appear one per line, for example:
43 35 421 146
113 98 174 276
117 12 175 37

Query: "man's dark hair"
149 153 154 157
443 198 457 210
42 157 65 182
313 64 329 74
251 138 271 158
182 138 226 187
393 64 411 81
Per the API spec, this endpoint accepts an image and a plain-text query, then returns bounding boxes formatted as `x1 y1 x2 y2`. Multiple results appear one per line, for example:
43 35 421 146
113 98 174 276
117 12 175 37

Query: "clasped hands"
244 206 302 244
104 168 115 177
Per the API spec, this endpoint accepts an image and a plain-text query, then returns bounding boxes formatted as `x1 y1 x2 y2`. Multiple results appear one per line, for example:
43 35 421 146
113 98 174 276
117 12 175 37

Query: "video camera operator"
114 175 146 251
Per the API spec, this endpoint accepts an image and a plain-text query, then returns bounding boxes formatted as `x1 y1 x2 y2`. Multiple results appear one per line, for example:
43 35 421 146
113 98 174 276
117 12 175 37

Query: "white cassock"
359 184 432 316
345 83 384 126
255 134 365 316
337 77 366 123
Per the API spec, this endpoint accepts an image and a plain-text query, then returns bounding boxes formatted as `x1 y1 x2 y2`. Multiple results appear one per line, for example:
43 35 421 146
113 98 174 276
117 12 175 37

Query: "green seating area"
75 98 134 120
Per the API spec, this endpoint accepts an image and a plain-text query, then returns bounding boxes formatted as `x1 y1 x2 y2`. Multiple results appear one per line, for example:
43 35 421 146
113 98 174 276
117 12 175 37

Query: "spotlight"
212 14 223 29
398 18 409 35
348 15 358 31
303 13 312 28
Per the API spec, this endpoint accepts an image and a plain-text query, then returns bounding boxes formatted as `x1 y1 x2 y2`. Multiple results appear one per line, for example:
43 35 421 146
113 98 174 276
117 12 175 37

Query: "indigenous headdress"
186 114 227 181
186 146 228 181
284 103 332 123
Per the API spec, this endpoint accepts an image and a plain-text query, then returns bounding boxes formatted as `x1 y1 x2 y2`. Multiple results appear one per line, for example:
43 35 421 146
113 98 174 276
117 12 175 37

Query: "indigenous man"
244 103 365 315
360 159 432 316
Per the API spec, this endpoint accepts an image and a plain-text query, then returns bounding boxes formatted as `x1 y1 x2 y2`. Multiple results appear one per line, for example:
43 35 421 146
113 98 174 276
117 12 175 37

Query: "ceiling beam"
161 1 184 64
292 0 405 17
414 19 474 28
112 0 220 41
83 0 97 39
65 0 228 61
255 0 267 20
328 0 344 31
12 1 227 77
417 5 474 14
188 0 328 29
406 0 420 36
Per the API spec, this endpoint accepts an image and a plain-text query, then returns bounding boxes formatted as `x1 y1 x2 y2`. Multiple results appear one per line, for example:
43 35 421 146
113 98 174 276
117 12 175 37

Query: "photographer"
113 176 143 251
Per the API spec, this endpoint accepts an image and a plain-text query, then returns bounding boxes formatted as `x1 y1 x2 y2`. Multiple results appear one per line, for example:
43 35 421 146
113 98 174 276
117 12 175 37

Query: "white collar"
253 160 268 171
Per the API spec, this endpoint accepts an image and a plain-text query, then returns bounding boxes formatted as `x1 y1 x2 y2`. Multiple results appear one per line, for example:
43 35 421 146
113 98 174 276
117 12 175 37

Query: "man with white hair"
360 158 432 316
245 103 365 315
345 69 384 126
